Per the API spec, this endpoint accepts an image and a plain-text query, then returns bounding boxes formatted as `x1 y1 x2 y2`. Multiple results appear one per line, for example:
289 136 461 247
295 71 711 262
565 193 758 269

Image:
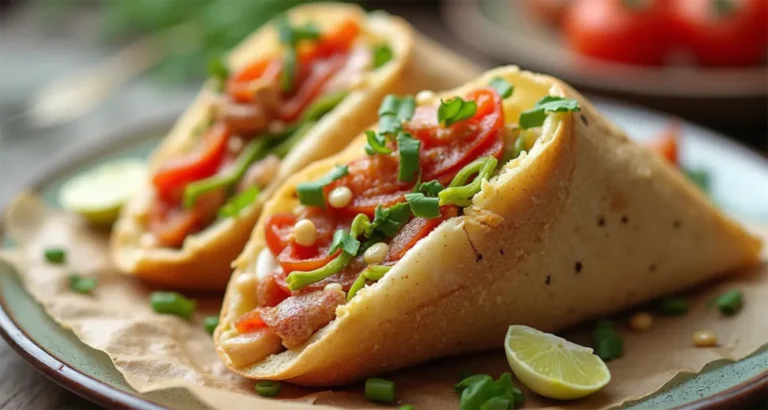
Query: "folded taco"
214 65 762 385
112 4 435 290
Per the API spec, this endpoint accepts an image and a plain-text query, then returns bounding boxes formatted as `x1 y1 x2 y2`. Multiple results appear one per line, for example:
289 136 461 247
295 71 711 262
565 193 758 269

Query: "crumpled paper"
2 193 766 410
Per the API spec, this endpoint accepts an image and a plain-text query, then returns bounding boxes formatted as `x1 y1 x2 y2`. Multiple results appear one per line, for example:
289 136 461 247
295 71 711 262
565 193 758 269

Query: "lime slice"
504 325 611 400
58 158 147 226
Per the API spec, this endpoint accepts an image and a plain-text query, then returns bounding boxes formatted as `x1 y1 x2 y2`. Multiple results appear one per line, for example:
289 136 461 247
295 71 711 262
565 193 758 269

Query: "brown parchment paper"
3 192 767 410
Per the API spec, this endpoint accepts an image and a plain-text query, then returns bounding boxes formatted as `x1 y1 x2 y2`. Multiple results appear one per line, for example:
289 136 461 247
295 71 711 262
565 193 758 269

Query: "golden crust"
215 66 762 385
110 3 418 290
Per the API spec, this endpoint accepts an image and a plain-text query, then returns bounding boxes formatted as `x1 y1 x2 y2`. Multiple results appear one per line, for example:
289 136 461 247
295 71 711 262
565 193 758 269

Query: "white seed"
324 283 343 292
415 90 435 104
629 312 653 331
328 186 353 209
293 219 317 247
692 330 718 347
363 242 389 264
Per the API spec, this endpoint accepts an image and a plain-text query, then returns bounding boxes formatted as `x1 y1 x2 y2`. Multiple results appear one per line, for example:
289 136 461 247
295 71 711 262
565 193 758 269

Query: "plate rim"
0 108 766 409
442 0 768 98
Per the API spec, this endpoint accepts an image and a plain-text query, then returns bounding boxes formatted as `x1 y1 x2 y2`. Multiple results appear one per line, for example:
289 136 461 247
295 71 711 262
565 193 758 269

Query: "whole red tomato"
563 0 671 65
670 0 767 66
523 0 573 26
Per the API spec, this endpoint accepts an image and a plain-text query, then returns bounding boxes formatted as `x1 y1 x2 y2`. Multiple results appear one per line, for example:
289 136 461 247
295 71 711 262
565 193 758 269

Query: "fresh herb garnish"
218 187 260 218
69 274 97 294
372 43 394 69
207 56 229 92
296 165 349 207
277 19 320 93
204 316 219 335
438 97 477 127
657 296 689 315
279 47 298 93
711 289 743 316
44 247 66 264
347 265 391 301
364 130 392 155
365 378 396 404
419 180 445 196
370 203 412 237
592 320 623 361
455 372 524 409
405 192 441 218
377 95 416 135
150 291 196 320
684 167 711 193
488 77 514 99
439 156 498 207
184 139 268 208
519 96 580 130
255 380 282 397
329 229 361 256
397 132 421 182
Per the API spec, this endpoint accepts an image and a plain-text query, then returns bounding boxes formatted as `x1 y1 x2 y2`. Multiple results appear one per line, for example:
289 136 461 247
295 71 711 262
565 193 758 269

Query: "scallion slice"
150 291 196 320
488 77 514 99
207 56 229 92
296 165 349 207
405 192 441 218
418 180 444 196
279 47 298 93
217 186 260 218
347 265 391 301
372 44 394 69
370 203 412 237
365 130 392 155
69 274 97 294
255 380 282 397
365 378 396 404
285 252 354 291
438 97 477 127
397 132 420 182
519 96 580 130
439 156 498 207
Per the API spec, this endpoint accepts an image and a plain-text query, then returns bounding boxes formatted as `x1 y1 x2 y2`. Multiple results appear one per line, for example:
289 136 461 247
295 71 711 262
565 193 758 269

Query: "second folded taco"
112 4 426 290
214 66 762 386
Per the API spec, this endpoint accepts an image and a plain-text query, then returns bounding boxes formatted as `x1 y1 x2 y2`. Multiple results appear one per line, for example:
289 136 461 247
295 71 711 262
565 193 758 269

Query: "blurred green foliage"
37 0 347 84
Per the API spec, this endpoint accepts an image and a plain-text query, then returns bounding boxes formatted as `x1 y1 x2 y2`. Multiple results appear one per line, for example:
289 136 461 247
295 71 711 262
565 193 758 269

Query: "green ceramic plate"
1 101 767 409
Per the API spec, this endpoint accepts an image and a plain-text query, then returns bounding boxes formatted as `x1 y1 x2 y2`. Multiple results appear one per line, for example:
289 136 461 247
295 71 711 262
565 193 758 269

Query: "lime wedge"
504 325 611 400
58 158 147 226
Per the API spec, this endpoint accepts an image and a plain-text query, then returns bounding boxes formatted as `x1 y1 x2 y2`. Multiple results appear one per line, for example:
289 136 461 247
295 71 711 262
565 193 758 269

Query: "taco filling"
224 79 581 362
148 16 396 248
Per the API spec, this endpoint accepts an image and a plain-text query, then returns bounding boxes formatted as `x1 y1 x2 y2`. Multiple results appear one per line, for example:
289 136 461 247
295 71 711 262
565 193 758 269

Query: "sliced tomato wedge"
151 123 230 203
148 190 225 248
276 53 348 122
277 243 339 274
299 17 361 61
326 154 411 216
264 213 299 256
405 88 505 181
387 206 459 262
234 309 267 333
227 59 282 103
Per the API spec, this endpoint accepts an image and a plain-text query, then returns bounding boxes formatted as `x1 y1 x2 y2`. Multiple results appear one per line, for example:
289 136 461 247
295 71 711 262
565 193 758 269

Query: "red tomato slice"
277 53 348 122
151 123 230 203
227 59 282 103
405 88 505 181
264 213 298 256
149 190 225 248
326 154 411 216
387 206 459 262
300 18 361 61
234 309 267 333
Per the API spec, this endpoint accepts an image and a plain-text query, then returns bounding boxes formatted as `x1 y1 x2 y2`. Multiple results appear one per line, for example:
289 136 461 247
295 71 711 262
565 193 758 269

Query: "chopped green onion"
69 274 97 294
507 134 528 163
286 252 354 291
397 132 421 182
370 203 412 237
296 165 349 207
365 378 396 404
591 320 623 361
280 47 298 93
713 289 743 316
270 121 315 158
207 56 229 92
278 19 320 47
44 247 66 264
218 187 260 218
255 380 281 397
519 96 580 130
480 396 511 410
364 130 392 155
455 374 493 393
418 180 444 196
657 296 689 315
438 97 477 127
399 405 415 410
684 167 711 193
150 291 196 320
329 229 361 256
347 265 391 301
184 139 268 208
490 373 524 407
302 91 348 122
372 43 394 69
439 156 498 207
203 316 219 335
377 95 416 135
488 77 514 99
405 192 441 218
459 376 493 410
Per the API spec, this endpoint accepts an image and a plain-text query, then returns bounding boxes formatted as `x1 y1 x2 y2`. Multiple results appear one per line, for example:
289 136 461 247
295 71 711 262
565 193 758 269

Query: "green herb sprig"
296 165 348 207
438 97 477 127
69 274 97 294
372 44 394 69
519 96 580 130
455 372 524 410
592 320 623 361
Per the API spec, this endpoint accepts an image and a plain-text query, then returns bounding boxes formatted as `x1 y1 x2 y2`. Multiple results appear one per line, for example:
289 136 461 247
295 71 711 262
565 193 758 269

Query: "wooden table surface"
0 2 764 409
